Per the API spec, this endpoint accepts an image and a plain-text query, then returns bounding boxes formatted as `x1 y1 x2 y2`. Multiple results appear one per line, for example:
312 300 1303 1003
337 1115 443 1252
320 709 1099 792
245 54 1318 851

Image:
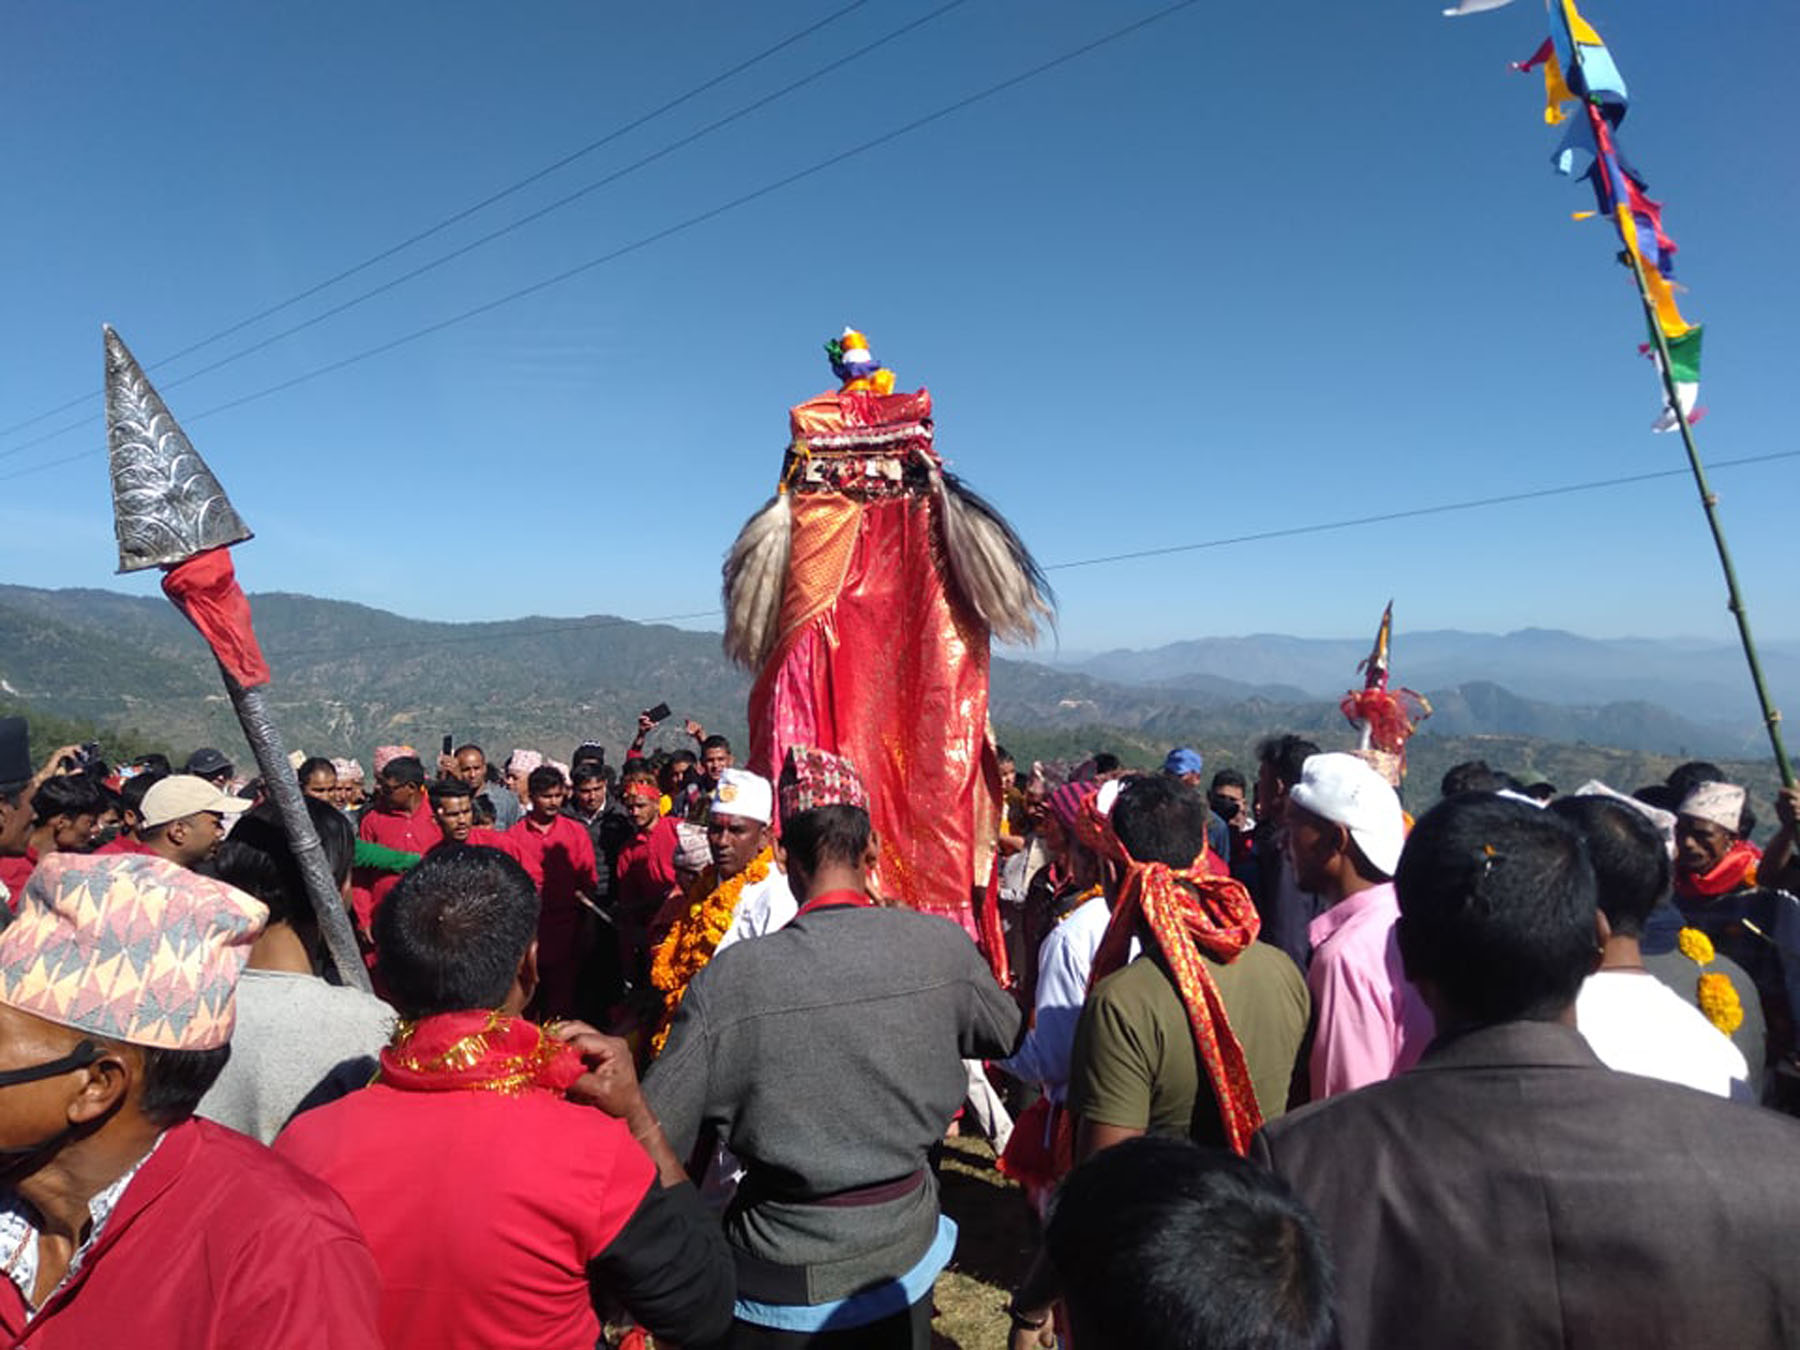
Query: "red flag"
160 548 272 688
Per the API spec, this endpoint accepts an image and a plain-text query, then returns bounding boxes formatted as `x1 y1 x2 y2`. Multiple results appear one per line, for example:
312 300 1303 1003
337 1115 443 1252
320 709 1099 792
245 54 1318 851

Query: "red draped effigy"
723 332 1051 980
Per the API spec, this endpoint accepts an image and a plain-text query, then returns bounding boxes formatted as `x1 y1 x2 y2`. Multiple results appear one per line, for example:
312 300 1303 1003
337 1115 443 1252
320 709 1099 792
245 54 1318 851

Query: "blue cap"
1163 747 1204 777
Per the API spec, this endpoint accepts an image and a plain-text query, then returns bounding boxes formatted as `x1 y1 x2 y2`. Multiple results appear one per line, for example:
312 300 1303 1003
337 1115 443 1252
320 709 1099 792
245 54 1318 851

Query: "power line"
264 609 727 660
1043 448 1800 571
0 0 970 466
0 0 1202 484
255 447 1800 661
0 0 874 443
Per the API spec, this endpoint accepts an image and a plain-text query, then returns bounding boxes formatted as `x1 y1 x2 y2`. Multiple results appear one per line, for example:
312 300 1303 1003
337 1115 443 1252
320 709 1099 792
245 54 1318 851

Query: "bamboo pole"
1623 247 1794 787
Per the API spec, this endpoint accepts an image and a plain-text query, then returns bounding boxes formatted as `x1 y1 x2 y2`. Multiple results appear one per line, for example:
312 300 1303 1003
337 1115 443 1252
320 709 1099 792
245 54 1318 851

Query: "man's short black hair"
30 773 107 823
428 777 474 810
781 805 872 876
138 1043 232 1127
1396 794 1597 1026
1666 760 1725 802
120 770 165 817
295 756 337 784
620 760 657 785
570 762 608 788
1047 1137 1333 1350
380 755 427 788
374 846 541 1018
132 753 173 777
1112 775 1210 869
1439 759 1501 798
526 764 565 796
1091 752 1122 776
1256 735 1320 789
668 749 696 770
453 743 486 761
1524 781 1558 803
1549 796 1670 940
700 734 732 755
205 797 355 964
1211 767 1248 793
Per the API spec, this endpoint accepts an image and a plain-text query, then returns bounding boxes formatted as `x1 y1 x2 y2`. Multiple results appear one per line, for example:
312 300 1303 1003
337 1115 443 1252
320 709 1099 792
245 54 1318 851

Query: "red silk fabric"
749 396 1002 967
160 547 272 688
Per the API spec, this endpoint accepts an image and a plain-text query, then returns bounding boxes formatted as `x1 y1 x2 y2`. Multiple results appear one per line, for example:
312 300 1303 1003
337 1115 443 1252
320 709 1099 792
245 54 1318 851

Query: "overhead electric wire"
0 0 875 443
255 447 1800 661
0 0 1203 484
0 0 966 464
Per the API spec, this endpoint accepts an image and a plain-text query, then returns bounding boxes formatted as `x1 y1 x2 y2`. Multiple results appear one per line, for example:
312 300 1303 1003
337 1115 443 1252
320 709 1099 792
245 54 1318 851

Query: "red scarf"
1081 796 1265 1155
1675 840 1761 900
378 1009 585 1096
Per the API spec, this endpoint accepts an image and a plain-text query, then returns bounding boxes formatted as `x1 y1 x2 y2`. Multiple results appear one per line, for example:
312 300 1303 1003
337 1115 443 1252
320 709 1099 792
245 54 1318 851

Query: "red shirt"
0 848 38 910
276 1083 654 1350
356 799 440 924
507 813 598 917
426 827 534 880
93 836 153 856
612 816 680 917
0 1118 381 1348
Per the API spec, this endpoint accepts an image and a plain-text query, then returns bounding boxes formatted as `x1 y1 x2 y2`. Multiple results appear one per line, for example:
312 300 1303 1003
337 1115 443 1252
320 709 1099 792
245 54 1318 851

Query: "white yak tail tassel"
721 493 793 669
938 472 1054 646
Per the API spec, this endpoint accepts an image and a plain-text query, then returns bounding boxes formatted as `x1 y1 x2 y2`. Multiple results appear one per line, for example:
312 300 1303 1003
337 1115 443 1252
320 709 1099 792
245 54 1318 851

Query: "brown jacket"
1253 1020 1800 1350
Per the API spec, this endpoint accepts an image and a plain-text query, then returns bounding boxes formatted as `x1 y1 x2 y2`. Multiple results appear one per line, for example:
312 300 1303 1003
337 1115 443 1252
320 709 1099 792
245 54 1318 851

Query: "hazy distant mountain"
1049 628 1800 739
0 587 1780 810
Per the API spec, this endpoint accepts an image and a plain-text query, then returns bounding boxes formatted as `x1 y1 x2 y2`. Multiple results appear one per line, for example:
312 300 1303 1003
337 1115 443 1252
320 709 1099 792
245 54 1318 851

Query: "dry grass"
929 1136 1040 1350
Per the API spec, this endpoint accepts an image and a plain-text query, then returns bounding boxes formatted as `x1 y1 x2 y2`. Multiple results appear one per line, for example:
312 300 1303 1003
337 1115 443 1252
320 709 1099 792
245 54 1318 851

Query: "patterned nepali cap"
1679 781 1747 833
778 745 869 823
373 744 418 776
0 854 267 1050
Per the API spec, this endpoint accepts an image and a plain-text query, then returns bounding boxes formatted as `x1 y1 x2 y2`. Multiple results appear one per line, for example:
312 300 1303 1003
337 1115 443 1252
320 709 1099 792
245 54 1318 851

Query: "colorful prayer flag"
1514 0 1702 429
1642 326 1704 433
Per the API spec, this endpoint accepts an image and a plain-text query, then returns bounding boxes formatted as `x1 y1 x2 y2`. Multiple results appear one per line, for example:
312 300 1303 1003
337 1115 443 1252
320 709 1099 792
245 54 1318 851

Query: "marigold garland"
1676 926 1715 966
1677 925 1744 1036
647 847 773 1057
1696 972 1745 1036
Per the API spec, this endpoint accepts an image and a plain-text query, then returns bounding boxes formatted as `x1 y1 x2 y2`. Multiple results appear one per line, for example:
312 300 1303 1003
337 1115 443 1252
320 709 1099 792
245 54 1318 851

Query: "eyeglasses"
0 1040 102 1089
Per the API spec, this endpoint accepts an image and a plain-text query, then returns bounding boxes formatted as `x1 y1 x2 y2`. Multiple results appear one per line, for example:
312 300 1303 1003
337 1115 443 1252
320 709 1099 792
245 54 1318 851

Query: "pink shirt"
1306 881 1434 1099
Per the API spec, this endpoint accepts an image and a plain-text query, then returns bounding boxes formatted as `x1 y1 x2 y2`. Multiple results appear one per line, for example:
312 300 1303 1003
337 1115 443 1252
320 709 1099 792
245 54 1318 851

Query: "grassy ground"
929 1137 1040 1350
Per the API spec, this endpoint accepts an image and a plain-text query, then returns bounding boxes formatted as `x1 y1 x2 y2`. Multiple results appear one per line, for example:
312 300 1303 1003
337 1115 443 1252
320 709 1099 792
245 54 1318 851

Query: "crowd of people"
0 707 1797 1348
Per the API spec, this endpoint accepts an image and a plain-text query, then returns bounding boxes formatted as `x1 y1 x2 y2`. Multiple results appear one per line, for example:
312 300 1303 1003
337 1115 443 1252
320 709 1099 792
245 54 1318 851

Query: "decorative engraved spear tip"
103 324 252 574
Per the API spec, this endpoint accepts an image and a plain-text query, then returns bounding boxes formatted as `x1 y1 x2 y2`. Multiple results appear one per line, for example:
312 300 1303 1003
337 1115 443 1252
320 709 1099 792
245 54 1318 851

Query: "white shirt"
712 867 797 956
0 1134 164 1312
1001 896 1138 1104
1576 968 1752 1101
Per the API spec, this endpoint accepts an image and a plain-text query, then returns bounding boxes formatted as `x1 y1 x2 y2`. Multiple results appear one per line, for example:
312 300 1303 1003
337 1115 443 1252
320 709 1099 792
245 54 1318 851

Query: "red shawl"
1082 795 1265 1155
378 1009 585 1096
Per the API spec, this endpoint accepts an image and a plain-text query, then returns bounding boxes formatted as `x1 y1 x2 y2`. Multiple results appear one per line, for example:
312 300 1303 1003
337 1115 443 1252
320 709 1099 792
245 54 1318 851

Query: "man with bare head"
444 743 520 830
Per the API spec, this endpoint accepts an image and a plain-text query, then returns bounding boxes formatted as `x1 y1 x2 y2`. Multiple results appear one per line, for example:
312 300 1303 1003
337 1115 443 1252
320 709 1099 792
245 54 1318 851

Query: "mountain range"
0 584 1786 818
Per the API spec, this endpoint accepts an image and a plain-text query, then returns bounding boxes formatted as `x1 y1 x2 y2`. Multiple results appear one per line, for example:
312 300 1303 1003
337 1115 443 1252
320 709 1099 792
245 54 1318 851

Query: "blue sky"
3 0 1795 653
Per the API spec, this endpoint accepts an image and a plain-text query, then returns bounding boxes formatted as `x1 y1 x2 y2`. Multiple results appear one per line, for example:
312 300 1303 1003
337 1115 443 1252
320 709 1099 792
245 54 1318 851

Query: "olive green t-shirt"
1068 945 1309 1148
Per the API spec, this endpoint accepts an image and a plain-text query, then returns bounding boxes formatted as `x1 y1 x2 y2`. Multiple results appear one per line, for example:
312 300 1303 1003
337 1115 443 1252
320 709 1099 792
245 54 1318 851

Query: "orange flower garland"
648 847 773 1057
1677 925 1745 1036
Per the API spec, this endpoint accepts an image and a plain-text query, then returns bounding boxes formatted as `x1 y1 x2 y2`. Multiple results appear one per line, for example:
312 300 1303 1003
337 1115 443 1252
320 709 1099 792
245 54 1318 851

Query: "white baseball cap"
1287 752 1407 878
709 768 773 826
139 774 253 829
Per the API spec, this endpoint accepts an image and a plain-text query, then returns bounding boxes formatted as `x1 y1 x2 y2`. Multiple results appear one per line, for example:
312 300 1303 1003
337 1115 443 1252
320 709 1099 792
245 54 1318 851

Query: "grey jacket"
644 900 1021 1303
